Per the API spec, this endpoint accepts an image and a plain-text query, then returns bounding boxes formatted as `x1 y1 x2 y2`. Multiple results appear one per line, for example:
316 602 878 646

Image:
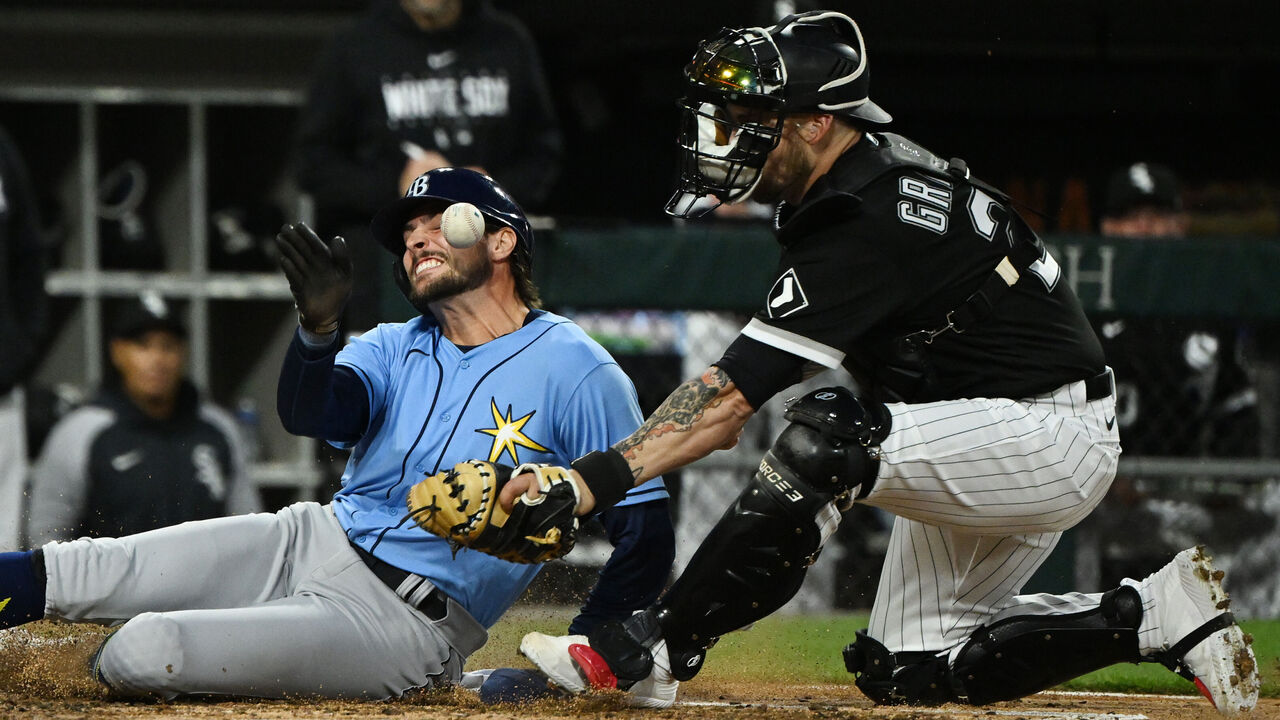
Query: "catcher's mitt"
406 460 580 564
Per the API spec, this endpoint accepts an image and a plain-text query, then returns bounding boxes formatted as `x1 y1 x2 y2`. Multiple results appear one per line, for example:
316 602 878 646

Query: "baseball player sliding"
0 168 673 700
495 11 1259 715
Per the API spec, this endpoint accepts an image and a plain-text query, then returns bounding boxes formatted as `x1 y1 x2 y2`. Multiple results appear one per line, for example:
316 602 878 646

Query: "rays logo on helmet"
406 174 432 197
766 268 809 318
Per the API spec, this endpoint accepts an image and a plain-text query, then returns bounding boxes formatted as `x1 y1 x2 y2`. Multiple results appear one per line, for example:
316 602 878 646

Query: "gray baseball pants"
42 501 486 699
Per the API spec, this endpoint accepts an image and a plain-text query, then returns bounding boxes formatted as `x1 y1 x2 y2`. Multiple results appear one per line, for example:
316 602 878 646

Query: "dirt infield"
2 623 1275 720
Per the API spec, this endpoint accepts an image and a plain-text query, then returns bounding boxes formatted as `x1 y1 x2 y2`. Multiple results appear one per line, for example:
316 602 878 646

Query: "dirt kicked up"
2 623 1274 720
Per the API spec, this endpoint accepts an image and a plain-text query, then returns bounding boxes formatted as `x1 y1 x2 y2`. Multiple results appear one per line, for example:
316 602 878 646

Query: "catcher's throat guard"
406 460 581 564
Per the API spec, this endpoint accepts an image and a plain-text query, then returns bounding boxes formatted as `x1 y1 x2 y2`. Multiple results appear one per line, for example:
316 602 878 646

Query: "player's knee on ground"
95 612 186 699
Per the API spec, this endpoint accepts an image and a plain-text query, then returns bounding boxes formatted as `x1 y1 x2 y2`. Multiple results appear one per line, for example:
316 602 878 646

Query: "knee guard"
776 386 890 504
845 586 1144 706
651 387 890 679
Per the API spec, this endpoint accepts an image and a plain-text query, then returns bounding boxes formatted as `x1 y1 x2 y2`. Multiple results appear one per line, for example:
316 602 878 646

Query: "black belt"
350 541 449 620
1084 368 1114 402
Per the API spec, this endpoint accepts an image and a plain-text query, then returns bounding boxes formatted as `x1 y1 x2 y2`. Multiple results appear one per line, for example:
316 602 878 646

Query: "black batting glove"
274 222 353 334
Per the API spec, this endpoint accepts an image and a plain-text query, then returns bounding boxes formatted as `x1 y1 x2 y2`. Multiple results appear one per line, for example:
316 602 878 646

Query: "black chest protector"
786 133 1050 402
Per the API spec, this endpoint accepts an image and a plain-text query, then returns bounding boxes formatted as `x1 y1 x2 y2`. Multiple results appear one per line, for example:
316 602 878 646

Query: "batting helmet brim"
369 167 534 258
370 195 449 256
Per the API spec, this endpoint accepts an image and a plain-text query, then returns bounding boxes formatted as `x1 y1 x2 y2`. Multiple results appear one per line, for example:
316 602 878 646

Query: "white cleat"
519 631 678 708
1135 546 1259 715
519 632 590 694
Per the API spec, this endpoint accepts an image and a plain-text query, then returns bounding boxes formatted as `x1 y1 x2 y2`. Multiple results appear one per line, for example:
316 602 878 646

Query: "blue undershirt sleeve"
277 329 370 443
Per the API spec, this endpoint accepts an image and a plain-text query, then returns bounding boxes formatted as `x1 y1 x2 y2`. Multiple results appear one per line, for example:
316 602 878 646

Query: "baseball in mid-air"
441 202 485 249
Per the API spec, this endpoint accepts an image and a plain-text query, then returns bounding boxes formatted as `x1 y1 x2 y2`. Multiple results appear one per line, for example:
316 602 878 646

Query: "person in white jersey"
509 11 1258 715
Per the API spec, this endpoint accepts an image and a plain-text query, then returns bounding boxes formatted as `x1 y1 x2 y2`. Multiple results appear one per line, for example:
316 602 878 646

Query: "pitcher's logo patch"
767 268 809 318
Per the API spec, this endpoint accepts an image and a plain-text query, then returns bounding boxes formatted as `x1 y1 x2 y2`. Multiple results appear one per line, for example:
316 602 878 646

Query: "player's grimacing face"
401 212 493 305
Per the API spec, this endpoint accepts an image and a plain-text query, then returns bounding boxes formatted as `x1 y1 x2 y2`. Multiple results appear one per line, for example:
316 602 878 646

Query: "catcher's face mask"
665 26 787 218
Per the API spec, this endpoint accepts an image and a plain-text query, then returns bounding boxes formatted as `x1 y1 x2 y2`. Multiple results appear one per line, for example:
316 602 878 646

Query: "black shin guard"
646 387 889 682
951 586 1144 704
846 586 1145 706
654 447 833 678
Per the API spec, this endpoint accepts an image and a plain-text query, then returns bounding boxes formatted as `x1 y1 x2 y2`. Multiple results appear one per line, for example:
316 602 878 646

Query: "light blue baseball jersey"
331 310 665 627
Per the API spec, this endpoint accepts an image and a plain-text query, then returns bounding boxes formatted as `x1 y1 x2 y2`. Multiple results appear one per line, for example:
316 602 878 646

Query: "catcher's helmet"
666 11 891 217
370 167 534 260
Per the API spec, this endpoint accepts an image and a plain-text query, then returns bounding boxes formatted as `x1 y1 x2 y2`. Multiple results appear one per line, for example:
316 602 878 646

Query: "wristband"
570 449 634 512
298 324 339 350
299 316 340 336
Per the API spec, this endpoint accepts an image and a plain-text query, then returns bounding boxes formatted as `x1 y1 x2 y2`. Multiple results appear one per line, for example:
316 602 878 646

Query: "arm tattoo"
615 367 732 474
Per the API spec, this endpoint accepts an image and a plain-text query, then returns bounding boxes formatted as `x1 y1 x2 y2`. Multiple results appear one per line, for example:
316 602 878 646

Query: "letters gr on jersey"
767 268 810 318
895 174 1062 292
896 175 953 235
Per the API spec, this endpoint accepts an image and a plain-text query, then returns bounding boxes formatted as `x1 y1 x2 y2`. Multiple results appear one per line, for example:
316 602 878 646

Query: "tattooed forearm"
615 367 732 461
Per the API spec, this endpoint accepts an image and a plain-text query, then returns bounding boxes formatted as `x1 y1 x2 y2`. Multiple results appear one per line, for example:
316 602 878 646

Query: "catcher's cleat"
519 631 678 708
1132 546 1259 715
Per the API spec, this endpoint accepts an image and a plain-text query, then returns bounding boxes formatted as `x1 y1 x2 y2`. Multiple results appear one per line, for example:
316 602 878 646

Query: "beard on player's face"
750 129 814 206
405 246 494 315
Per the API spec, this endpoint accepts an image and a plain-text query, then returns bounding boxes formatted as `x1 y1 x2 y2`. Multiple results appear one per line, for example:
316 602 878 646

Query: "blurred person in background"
1088 162 1260 587
1099 162 1190 239
295 0 562 333
0 123 50 550
25 292 260 544
1096 162 1257 458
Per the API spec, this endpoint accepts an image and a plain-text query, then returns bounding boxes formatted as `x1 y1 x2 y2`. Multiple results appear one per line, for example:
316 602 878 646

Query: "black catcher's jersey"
718 133 1105 407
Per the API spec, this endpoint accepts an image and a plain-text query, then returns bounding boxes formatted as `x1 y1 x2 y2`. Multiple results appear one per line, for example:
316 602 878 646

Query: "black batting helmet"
370 167 534 260
666 11 890 217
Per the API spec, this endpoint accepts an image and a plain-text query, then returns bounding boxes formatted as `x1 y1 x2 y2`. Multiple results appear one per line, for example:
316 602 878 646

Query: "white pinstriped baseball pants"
862 373 1120 654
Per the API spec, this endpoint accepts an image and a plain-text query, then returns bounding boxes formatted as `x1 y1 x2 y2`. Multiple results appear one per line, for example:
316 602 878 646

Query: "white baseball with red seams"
441 202 485 248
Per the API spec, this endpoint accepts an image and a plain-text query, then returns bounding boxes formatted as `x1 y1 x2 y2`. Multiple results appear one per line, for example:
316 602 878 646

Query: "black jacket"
295 0 562 225
26 382 261 542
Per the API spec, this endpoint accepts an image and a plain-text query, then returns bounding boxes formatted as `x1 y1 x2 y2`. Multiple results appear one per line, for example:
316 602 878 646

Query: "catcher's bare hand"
407 461 584 564
274 222 352 333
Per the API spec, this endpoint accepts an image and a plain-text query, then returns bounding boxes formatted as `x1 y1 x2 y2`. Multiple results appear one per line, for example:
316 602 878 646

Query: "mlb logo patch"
766 268 809 318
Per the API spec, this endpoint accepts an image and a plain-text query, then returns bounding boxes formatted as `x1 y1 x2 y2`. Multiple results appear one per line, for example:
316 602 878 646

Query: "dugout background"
3 1 1279 614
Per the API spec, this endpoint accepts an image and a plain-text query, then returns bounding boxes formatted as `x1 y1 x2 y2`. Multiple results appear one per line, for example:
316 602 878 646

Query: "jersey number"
897 175 1061 291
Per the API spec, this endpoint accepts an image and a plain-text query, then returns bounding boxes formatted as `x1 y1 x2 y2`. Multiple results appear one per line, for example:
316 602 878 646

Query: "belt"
1084 368 1114 402
350 541 449 620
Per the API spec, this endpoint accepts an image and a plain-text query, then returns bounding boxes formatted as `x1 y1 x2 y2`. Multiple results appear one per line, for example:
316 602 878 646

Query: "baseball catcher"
406 461 581 564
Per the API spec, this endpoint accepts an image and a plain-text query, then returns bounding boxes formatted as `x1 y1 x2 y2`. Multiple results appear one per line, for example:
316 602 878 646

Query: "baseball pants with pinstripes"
862 371 1120 655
